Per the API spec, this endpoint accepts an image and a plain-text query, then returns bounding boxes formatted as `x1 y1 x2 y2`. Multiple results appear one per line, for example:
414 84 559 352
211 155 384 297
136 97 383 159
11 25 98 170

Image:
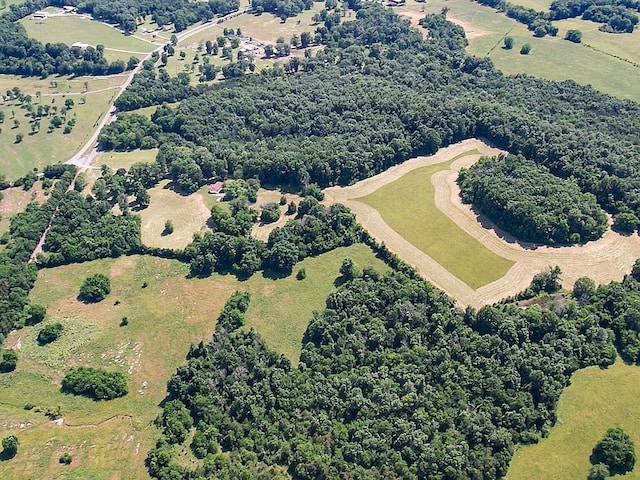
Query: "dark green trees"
1 434 18 458
458 154 607 245
591 427 636 475
79 274 111 303
0 349 17 373
61 367 128 401
37 322 63 345
565 29 583 42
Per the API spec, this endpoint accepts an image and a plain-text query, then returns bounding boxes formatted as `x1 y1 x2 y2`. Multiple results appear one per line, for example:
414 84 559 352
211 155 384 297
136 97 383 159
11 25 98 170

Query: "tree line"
458 154 608 245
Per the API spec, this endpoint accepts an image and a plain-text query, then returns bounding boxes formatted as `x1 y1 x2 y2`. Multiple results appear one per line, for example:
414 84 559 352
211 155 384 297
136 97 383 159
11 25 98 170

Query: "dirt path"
324 139 640 308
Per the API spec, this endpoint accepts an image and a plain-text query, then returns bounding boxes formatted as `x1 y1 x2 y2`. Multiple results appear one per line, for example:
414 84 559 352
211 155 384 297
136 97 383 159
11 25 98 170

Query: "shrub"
0 349 17 373
120 317 129 327
503 36 514 49
520 43 531 54
163 220 174 235
591 427 636 475
26 304 46 325
37 322 64 345
2 435 18 458
565 29 582 43
296 268 307 280
79 274 111 303
59 452 72 465
61 367 128 400
260 202 281 224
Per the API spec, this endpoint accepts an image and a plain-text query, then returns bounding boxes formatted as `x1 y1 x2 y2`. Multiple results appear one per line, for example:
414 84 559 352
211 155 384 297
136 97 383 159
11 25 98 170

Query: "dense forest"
102 6 640 235
458 154 608 245
147 262 625 479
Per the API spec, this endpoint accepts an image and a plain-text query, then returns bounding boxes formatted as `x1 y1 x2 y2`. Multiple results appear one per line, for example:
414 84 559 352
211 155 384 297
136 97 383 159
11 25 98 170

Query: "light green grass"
20 15 154 54
402 0 640 101
94 149 159 171
244 244 390 363
0 89 116 180
0 244 386 478
505 0 553 11
358 150 514 289
508 360 640 480
0 184 47 234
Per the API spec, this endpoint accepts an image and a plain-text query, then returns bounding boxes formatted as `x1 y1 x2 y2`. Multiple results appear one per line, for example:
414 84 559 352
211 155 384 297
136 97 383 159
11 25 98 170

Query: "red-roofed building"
208 181 224 194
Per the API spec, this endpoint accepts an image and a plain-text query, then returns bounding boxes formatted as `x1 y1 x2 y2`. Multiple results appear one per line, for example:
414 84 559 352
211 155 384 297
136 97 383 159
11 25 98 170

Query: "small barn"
208 181 224 194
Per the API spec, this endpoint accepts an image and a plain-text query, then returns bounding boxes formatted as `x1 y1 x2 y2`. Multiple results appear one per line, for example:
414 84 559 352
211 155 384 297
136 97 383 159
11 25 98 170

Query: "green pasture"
508 359 640 480
0 245 386 478
0 89 116 180
402 0 640 101
358 150 513 289
20 14 155 54
94 149 159 171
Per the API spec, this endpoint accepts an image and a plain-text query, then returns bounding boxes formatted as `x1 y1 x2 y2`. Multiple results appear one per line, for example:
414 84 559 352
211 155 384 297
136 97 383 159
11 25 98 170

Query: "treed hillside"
102 5 640 236
148 266 620 479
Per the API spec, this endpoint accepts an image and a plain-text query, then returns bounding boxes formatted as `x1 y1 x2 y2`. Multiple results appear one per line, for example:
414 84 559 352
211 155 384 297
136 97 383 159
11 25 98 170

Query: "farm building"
208 181 224 194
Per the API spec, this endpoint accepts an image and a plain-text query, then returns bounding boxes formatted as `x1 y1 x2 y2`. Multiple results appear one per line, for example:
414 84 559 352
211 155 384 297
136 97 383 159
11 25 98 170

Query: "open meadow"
507 360 640 480
20 12 156 61
0 245 386 479
0 184 47 234
358 149 514 290
397 0 640 102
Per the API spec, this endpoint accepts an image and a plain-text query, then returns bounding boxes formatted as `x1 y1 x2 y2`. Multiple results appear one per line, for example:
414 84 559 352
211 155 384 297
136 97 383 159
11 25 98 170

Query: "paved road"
66 8 247 169
27 10 248 262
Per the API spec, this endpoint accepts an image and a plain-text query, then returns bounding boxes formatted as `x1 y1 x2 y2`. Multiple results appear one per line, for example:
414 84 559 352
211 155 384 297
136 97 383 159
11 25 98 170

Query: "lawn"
139 179 210 249
0 89 116 180
508 360 640 480
0 244 387 478
0 183 47 234
20 14 155 55
94 149 159 171
399 0 640 102
358 150 514 289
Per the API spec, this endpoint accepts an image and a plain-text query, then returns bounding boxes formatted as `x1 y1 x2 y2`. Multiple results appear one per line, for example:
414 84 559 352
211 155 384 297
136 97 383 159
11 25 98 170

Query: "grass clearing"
0 89 117 180
0 244 386 478
358 150 514 289
0 184 47 234
508 360 640 480
20 14 154 54
245 244 389 363
399 0 640 102
94 149 159 171
139 180 210 249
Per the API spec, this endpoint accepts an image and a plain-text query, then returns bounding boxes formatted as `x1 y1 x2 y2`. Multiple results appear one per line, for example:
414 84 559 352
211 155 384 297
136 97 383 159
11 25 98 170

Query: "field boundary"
324 138 640 307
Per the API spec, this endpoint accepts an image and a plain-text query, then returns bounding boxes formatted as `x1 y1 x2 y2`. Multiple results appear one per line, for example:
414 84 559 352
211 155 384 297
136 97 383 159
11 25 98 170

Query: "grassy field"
20 14 155 55
139 180 210 249
0 89 116 180
398 0 640 102
508 360 640 480
94 149 159 171
0 183 47 234
358 151 514 289
0 245 386 479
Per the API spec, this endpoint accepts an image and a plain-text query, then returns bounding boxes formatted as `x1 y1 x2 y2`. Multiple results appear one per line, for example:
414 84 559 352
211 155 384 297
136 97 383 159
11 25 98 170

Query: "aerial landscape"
0 0 639 478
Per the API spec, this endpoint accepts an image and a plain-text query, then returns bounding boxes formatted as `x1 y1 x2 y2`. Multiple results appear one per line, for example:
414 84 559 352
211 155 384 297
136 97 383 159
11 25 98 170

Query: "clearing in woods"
507 360 640 480
0 245 387 479
396 0 640 102
324 139 640 308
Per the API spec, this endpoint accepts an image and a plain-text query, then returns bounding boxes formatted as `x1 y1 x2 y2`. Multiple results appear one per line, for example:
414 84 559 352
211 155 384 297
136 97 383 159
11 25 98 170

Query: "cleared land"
507 360 640 480
0 184 47 234
358 150 514 289
325 139 640 307
0 89 116 180
0 245 385 479
397 0 640 101
139 180 210 249
94 149 159 172
20 14 155 55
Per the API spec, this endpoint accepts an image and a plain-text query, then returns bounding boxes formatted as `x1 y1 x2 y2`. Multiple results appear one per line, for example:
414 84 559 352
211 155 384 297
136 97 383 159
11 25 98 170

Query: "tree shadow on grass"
0 449 17 461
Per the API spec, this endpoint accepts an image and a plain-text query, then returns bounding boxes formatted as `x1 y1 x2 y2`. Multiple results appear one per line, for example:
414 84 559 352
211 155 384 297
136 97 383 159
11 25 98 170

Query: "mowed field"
325 139 640 307
507 360 640 480
358 149 514 289
20 13 156 60
0 245 386 479
397 0 640 102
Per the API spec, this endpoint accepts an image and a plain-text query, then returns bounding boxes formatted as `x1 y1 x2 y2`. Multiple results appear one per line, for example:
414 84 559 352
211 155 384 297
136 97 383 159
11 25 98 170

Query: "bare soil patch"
324 139 640 307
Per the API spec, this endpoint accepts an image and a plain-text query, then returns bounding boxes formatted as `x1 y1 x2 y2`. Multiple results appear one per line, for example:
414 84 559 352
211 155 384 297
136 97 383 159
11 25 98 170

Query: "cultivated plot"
325 139 640 307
